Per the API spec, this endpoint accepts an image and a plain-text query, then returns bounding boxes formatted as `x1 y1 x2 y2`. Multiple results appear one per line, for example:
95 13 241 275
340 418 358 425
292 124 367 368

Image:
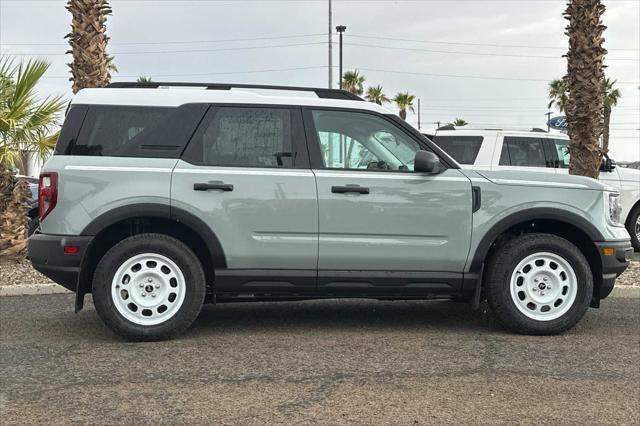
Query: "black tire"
626 205 640 251
484 233 593 335
92 233 206 341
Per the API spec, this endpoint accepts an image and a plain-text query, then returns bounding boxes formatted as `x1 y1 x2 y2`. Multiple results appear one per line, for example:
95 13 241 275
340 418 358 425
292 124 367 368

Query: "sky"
1 0 638 160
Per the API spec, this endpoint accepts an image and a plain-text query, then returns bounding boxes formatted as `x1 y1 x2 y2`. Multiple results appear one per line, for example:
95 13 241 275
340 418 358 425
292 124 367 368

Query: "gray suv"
28 83 633 341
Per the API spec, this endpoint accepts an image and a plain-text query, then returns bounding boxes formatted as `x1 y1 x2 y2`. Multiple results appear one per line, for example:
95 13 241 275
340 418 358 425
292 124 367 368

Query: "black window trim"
300 106 459 172
180 103 310 170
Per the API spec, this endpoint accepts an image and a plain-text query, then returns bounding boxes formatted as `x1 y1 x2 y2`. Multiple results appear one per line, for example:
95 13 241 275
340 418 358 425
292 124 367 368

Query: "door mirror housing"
414 150 441 174
600 157 616 173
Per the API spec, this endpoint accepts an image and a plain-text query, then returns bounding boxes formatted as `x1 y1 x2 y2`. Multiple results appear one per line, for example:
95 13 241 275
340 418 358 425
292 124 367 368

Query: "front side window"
311 110 421 171
552 138 570 168
71 106 172 156
432 135 483 165
184 107 293 168
499 137 547 167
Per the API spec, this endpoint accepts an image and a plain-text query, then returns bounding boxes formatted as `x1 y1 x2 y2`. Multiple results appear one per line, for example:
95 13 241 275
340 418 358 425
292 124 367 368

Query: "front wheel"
92 233 206 341
626 205 640 251
484 233 593 335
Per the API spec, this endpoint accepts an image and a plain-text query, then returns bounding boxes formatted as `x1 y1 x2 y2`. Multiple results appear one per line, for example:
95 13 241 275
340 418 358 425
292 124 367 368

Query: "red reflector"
63 246 79 255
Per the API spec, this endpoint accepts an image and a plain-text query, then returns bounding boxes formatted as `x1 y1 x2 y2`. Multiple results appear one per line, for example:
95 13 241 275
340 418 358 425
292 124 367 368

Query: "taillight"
38 172 58 221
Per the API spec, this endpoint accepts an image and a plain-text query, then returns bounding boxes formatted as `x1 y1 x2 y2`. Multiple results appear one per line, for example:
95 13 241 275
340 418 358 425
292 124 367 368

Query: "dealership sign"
548 116 568 130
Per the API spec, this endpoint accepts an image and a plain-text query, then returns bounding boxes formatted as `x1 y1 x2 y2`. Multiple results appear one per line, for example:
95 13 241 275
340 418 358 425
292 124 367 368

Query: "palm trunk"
399 109 407 120
66 0 113 93
564 0 607 179
602 105 611 154
0 168 30 259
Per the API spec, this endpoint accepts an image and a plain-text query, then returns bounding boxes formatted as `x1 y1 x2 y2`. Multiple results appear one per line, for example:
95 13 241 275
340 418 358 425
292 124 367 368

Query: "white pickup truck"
425 128 640 250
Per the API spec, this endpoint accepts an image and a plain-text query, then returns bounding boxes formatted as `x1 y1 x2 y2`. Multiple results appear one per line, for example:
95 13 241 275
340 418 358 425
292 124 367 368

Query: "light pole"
328 0 333 89
545 111 552 132
336 25 347 90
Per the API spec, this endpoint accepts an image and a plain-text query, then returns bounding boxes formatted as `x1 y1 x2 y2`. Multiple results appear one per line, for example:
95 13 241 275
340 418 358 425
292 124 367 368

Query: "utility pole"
417 98 421 129
328 0 333 89
545 111 552 132
336 25 347 90
434 121 441 129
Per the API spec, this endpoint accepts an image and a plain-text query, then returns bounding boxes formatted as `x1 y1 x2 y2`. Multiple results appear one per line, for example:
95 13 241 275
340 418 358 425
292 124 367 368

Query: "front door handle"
193 182 234 192
331 185 370 194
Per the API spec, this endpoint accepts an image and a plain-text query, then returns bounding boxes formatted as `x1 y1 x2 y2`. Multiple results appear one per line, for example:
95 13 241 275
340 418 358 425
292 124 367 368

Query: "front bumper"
28 233 93 292
594 240 633 300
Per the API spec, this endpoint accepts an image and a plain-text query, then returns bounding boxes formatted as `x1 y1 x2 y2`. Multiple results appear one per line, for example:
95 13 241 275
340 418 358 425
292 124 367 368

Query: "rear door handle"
331 185 370 194
193 182 234 192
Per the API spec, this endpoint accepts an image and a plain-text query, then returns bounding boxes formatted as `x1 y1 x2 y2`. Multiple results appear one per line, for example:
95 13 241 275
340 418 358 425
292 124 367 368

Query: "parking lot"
1 293 638 424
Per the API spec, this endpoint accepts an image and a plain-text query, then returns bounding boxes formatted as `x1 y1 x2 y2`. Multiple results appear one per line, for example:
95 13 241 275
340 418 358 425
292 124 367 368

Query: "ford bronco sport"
29 83 633 341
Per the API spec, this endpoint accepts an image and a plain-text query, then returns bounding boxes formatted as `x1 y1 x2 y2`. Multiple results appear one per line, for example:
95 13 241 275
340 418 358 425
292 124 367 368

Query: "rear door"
171 105 318 293
304 108 473 293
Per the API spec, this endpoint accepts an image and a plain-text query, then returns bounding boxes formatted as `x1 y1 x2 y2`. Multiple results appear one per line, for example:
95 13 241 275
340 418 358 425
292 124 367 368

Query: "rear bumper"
595 240 633 300
28 233 93 292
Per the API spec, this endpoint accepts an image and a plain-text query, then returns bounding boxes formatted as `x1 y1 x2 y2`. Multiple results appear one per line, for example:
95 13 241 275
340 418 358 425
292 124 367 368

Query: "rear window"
431 135 483 165
182 106 294 168
69 106 173 156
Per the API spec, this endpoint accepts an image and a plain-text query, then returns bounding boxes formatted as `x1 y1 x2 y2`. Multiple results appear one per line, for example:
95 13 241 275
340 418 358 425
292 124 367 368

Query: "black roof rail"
531 128 548 133
105 82 363 101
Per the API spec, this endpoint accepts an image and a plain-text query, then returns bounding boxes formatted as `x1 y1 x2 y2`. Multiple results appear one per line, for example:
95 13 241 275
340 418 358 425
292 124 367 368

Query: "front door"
304 108 473 293
172 105 318 293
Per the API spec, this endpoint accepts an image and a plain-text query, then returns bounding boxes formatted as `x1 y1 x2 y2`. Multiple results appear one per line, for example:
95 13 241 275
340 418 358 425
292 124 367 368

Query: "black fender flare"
76 203 227 311
80 202 227 268
468 207 604 273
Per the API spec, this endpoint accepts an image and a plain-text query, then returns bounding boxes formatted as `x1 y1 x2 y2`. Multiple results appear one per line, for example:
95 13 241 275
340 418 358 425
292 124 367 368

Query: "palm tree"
393 92 415 120
137 76 153 83
450 118 468 127
342 70 365 96
602 77 621 154
547 76 621 154
365 85 389 105
563 0 607 178
0 57 65 258
547 78 568 112
66 0 113 93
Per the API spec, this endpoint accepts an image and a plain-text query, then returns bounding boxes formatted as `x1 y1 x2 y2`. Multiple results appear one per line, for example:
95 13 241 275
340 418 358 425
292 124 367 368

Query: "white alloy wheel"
111 253 187 326
635 215 640 242
509 252 578 321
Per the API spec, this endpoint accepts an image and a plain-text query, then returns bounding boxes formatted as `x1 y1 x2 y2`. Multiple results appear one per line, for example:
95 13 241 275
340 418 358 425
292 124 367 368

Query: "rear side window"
431 135 483 165
70 106 172 156
182 107 294 168
499 137 547 167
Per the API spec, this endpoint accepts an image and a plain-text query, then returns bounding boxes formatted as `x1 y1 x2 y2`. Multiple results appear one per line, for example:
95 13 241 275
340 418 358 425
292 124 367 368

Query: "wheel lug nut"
152 294 156 297
532 287 538 291
139 283 143 288
147 278 153 283
155 284 160 289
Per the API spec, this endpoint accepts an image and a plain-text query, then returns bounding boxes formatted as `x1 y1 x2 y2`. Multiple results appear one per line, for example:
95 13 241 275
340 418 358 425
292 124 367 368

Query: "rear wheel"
485 233 592 335
626 205 640 251
92 233 206 341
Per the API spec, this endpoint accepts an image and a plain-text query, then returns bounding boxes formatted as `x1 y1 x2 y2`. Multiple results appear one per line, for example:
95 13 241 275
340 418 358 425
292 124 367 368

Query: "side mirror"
414 150 441 174
600 157 616 173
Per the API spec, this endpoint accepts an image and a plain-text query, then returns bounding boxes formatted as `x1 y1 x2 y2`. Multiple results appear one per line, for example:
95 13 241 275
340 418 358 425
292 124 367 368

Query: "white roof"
72 87 392 114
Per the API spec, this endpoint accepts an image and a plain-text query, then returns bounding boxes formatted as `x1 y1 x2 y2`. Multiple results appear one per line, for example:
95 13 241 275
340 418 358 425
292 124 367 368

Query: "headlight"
606 192 623 226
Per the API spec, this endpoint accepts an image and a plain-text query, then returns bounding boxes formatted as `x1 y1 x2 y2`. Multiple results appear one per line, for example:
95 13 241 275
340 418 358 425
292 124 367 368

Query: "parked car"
29 83 632 341
425 128 640 250
15 174 39 236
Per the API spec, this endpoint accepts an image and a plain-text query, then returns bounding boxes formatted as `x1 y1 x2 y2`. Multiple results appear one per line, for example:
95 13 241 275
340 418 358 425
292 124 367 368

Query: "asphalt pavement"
1 294 639 425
